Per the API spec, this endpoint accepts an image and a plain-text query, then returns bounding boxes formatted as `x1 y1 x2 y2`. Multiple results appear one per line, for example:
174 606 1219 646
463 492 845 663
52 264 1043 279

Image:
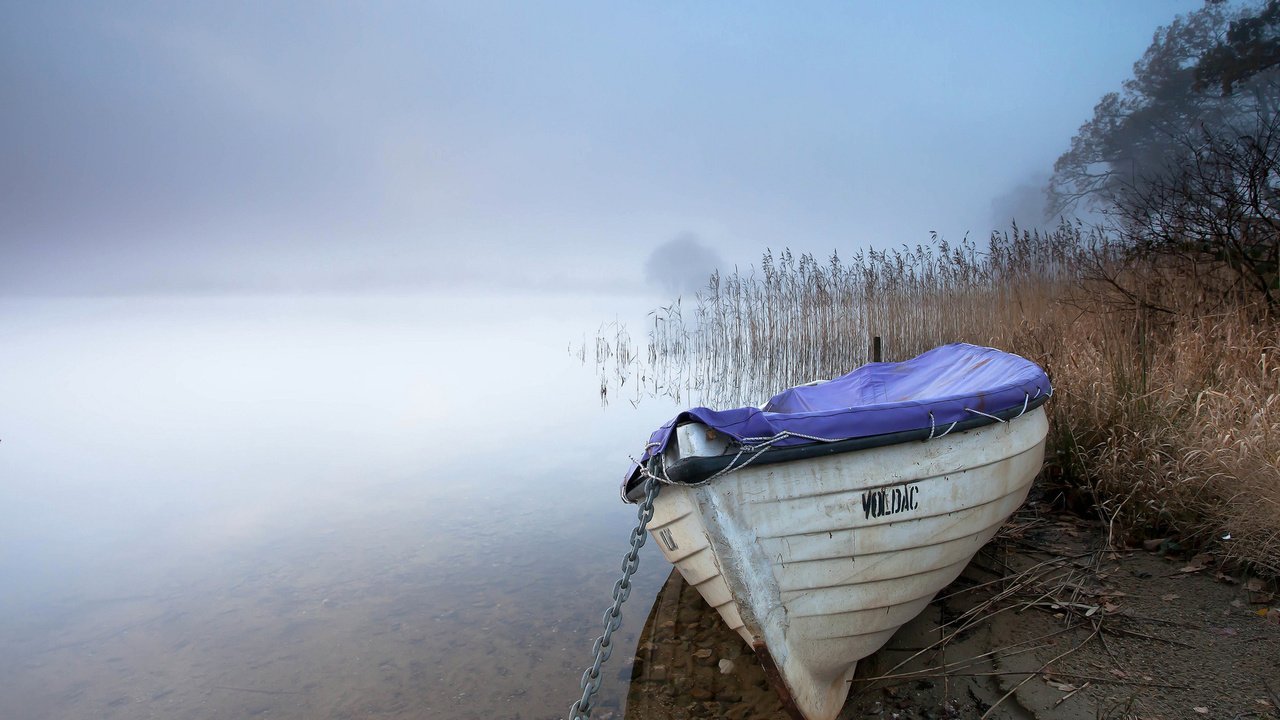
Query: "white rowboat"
622 344 1050 720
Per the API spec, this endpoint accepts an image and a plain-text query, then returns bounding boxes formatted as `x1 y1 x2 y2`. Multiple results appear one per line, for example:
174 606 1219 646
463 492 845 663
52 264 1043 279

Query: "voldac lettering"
860 484 920 520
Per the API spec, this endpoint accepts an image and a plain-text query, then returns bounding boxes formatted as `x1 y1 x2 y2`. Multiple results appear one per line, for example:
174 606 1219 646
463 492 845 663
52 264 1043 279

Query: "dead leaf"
1193 707 1209 715
1103 601 1122 614
1247 578 1264 592
1110 668 1129 679
1161 593 1181 601
1142 537 1170 551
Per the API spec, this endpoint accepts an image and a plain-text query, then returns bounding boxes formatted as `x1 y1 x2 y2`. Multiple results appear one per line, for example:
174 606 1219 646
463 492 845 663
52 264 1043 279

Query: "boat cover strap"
628 343 1051 484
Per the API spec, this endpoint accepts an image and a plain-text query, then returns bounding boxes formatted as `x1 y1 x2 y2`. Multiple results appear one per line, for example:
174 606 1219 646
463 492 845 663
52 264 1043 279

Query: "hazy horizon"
0 5 1249 717
2 1 1200 297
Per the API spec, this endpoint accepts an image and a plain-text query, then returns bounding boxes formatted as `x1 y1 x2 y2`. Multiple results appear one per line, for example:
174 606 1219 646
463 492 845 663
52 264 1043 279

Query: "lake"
0 294 687 720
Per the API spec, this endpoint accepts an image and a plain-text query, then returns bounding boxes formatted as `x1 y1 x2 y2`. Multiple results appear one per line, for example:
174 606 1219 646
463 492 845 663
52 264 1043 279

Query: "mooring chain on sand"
567 470 661 720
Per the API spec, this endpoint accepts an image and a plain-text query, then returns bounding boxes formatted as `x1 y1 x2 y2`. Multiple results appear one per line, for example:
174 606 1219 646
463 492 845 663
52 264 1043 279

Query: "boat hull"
645 407 1048 720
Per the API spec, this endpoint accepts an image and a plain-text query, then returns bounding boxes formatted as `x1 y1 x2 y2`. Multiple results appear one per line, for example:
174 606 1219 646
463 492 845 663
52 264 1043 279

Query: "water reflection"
0 294 677 720
625 568 786 720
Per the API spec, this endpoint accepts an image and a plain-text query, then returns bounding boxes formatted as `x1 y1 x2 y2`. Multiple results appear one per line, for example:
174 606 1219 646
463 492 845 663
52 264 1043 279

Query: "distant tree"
1109 109 1280 308
1049 2 1241 214
644 233 723 296
1051 1 1280 308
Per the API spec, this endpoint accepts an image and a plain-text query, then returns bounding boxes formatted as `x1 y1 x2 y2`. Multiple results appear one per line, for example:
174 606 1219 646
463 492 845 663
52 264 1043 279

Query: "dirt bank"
618 502 1280 720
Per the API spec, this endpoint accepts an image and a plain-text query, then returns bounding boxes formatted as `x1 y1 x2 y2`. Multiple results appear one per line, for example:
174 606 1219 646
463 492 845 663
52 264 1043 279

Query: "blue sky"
0 1 1202 295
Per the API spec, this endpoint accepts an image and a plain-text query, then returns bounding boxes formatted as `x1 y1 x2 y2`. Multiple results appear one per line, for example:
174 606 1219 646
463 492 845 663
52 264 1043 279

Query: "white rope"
927 411 959 439
961 390 1040 424
633 441 674 486
964 407 1007 423
675 388 1048 482
704 428 850 482
738 430 846 447
705 444 770 481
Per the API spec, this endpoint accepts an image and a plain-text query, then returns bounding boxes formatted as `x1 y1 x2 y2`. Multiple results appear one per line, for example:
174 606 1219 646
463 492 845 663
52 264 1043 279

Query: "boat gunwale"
624 394 1048 498
739 439 1039 506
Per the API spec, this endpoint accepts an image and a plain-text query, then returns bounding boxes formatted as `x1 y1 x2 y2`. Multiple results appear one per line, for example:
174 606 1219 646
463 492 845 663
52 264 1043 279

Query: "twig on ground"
980 625 1102 720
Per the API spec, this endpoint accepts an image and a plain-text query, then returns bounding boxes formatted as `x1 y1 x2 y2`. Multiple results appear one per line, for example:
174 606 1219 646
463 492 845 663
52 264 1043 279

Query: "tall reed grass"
604 225 1083 408
594 223 1280 576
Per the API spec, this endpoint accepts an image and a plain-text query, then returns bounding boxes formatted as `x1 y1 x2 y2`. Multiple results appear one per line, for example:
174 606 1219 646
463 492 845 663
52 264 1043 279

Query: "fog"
2 1 1199 297
0 293 701 717
1 3 1212 716
0 295 661 610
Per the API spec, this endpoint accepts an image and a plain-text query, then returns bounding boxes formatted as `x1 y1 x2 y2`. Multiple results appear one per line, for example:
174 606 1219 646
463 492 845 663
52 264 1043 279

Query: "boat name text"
861 484 920 520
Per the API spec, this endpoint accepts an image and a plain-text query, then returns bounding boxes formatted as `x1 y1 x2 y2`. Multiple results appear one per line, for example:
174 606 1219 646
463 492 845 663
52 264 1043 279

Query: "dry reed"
592 223 1280 576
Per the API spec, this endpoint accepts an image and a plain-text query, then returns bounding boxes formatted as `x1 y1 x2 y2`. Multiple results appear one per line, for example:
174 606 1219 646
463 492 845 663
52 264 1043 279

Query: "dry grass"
1053 304 1280 575
596 222 1280 577
622 226 1077 408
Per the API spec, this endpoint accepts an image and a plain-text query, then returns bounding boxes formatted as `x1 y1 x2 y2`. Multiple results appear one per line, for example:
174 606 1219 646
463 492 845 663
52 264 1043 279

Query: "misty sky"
1 1 1200 296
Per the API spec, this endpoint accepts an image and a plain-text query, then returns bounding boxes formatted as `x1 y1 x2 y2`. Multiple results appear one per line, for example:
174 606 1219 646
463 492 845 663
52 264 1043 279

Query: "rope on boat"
927 413 960 439
645 388 1052 485
706 390 1049 480
930 388 1044 438
739 430 848 445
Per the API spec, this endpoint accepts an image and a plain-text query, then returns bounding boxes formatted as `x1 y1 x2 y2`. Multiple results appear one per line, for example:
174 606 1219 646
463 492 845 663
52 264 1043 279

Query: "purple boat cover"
630 343 1050 477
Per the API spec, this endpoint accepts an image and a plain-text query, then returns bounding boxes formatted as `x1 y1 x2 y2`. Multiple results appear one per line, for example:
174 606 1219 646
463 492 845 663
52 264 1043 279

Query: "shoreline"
620 500 1280 720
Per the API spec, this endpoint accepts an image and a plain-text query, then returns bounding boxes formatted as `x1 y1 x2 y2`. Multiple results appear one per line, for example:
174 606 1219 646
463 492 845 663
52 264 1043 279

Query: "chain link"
567 472 661 719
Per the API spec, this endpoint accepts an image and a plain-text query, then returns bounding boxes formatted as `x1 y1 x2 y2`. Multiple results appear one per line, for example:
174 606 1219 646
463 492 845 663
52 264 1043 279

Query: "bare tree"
1108 106 1280 309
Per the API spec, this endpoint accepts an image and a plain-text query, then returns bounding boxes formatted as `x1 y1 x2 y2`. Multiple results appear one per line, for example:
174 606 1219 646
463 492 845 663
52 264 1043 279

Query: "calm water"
0 294 683 720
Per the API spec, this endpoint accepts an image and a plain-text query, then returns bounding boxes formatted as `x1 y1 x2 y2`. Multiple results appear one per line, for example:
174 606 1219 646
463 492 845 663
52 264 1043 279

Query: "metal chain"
567 472 661 719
